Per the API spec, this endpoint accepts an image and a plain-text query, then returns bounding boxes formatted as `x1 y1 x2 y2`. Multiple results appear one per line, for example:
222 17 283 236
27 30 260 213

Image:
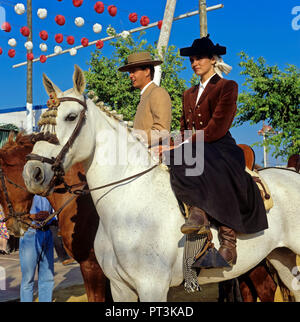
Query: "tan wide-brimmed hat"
118 51 162 72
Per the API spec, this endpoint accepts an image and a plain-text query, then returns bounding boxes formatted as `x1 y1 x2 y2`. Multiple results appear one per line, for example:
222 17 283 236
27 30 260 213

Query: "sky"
0 0 299 165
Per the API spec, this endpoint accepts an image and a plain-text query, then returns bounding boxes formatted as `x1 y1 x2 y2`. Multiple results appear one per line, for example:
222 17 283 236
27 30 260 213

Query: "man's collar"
140 81 154 95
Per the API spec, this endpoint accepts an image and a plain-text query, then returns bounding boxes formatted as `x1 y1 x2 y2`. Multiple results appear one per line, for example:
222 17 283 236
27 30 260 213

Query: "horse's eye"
65 113 77 121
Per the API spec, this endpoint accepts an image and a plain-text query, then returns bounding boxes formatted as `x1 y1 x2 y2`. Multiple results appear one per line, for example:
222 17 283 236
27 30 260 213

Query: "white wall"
0 107 46 131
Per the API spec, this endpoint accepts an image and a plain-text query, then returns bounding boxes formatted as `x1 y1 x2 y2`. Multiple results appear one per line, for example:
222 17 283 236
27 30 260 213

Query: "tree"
84 30 187 131
234 52 300 160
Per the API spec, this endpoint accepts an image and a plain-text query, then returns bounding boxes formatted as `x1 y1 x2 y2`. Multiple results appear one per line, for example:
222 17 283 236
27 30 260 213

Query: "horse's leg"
267 247 299 301
110 279 138 302
79 254 111 302
136 278 170 302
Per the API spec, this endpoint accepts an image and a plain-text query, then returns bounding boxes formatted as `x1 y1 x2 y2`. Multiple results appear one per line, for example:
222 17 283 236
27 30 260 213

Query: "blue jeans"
19 227 54 302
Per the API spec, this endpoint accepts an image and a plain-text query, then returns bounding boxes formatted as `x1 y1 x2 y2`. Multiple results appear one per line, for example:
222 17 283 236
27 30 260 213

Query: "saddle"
238 144 273 211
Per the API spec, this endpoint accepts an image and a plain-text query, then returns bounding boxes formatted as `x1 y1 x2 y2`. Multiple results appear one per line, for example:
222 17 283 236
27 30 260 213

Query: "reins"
60 164 159 196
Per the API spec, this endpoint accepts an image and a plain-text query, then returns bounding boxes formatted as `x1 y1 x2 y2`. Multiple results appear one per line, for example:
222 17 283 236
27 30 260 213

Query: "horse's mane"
87 90 150 149
0 132 33 165
87 90 134 129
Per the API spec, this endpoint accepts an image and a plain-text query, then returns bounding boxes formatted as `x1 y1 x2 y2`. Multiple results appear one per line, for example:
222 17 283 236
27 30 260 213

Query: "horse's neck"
85 102 155 185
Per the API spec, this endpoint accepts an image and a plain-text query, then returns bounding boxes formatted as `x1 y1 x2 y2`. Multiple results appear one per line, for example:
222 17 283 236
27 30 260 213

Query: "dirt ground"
43 256 300 302
50 282 288 302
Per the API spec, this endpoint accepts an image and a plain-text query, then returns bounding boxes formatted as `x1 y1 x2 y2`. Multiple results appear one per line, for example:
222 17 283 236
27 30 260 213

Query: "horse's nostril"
33 166 43 183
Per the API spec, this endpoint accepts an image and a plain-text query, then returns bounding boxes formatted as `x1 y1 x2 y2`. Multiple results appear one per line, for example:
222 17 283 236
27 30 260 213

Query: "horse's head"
0 133 34 237
23 65 95 196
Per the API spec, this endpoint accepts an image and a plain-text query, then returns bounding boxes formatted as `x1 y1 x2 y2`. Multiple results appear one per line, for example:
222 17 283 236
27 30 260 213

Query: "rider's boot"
218 225 237 266
181 206 211 235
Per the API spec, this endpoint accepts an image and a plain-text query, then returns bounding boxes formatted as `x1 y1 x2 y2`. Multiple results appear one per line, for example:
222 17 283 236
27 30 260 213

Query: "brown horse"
0 133 109 302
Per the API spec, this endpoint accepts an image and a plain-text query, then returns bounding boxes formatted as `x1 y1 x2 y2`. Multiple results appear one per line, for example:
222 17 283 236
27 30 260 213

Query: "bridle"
0 163 34 227
26 94 88 196
26 93 159 198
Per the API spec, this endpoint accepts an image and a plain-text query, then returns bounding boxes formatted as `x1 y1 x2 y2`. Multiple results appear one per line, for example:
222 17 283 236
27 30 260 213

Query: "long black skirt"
166 132 268 234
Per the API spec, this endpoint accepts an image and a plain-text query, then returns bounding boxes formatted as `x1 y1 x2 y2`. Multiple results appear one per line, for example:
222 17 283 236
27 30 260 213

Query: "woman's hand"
149 145 178 162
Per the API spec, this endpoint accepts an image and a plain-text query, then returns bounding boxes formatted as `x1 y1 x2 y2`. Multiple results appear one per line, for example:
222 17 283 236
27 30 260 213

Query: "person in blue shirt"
19 195 54 302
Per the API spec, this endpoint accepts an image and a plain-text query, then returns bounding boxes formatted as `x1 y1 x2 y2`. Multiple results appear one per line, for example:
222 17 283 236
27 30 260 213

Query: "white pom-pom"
75 17 84 27
70 48 77 56
8 38 17 47
54 46 62 54
14 3 26 15
93 23 102 33
37 8 47 19
24 41 33 50
120 30 130 39
39 43 48 52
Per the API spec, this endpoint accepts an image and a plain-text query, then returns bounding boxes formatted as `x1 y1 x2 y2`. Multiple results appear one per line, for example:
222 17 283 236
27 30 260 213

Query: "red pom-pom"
20 26 30 37
67 36 75 45
140 16 150 26
96 40 104 49
129 13 138 23
55 33 64 43
55 15 65 26
0 48 3 55
39 30 48 41
8 49 15 58
2 22 11 32
27 53 34 60
108 5 117 17
40 55 47 63
94 1 104 13
81 37 89 47
72 0 83 7
157 20 163 30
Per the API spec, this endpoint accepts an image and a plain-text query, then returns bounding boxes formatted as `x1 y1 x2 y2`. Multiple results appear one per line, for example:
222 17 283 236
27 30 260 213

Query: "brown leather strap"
26 153 55 165
252 176 270 200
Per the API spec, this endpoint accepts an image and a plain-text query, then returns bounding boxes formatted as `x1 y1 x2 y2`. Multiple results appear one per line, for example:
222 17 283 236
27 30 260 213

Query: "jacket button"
187 119 189 123
200 121 203 125
198 113 201 117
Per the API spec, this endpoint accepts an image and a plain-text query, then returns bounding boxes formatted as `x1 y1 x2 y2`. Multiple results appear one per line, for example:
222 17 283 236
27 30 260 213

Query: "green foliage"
235 52 300 160
84 31 187 131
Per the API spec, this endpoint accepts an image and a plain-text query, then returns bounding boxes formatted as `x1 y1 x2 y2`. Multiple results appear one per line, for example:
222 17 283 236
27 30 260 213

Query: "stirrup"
192 247 231 269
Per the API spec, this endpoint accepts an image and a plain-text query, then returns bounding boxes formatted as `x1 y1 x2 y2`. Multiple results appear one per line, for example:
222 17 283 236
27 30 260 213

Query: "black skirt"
166 132 268 234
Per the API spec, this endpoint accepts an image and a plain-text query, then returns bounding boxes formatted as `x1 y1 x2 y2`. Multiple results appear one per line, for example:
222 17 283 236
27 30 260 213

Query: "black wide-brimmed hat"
180 34 226 57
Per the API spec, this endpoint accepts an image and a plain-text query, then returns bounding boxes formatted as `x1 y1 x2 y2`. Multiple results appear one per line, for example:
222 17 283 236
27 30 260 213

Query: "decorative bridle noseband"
26 94 88 196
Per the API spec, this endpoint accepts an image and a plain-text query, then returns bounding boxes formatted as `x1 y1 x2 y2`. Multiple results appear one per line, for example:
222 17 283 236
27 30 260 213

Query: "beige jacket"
133 82 172 146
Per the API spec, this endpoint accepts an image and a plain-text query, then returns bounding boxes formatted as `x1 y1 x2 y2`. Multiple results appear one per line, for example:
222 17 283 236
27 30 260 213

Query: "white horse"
23 65 300 301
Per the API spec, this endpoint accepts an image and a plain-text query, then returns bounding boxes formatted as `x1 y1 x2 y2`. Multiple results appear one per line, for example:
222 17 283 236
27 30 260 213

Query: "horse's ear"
43 73 62 96
73 64 86 95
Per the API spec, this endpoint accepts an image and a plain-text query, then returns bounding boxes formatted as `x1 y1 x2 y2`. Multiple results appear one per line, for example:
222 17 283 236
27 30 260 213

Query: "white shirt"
195 73 216 106
140 81 153 95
